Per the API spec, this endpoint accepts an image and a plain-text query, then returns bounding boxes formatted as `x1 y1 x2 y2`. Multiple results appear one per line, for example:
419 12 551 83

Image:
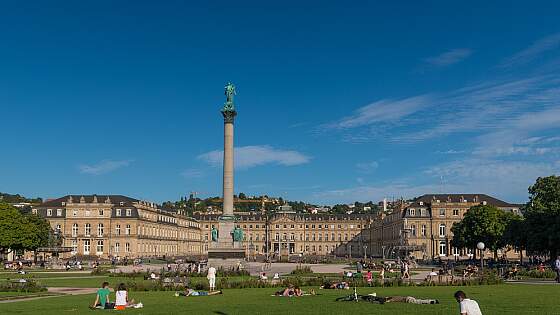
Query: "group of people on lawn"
91 282 142 310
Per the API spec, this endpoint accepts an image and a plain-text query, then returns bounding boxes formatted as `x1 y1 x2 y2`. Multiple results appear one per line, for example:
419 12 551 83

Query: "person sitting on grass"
338 294 438 304
115 283 142 310
454 290 482 315
275 285 295 296
175 287 223 297
91 282 114 309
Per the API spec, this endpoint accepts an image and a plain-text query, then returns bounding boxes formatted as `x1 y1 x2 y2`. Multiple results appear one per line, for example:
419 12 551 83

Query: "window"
453 209 459 216
85 223 91 237
409 209 415 216
452 247 460 256
116 225 121 235
421 225 426 236
290 233 295 240
331 233 335 241
56 224 61 232
439 241 447 256
96 240 104 253
56 209 62 216
275 233 279 241
411 225 416 236
125 243 130 253
276 225 279 229
439 224 446 237
99 209 104 216
125 225 131 235
115 242 120 253
47 209 52 216
419 209 424 216
126 209 132 216
97 223 104 237
116 209 122 216
84 240 91 254
439 209 445 216
71 240 77 253
72 224 78 237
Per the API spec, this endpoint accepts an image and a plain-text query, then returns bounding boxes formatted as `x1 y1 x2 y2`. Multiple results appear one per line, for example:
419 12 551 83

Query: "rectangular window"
116 225 121 235
409 209 415 216
439 209 445 216
439 224 446 237
453 209 459 216
116 209 122 216
126 225 131 235
126 209 132 216
72 224 78 237
56 209 62 216
71 240 77 253
85 224 91 237
97 224 104 237
411 225 416 236
421 225 426 236
125 243 130 252
115 242 120 253
99 209 104 216
96 240 104 254
439 241 446 256
47 209 52 216
84 240 91 254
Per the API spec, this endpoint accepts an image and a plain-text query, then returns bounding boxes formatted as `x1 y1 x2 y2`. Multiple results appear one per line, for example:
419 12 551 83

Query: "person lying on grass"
274 286 316 297
175 287 223 297
336 293 439 304
320 281 349 290
91 282 114 309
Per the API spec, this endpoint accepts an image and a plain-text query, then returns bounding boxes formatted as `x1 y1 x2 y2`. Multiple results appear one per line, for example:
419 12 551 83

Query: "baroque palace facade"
366 194 522 260
33 195 203 259
32 193 521 261
195 212 375 259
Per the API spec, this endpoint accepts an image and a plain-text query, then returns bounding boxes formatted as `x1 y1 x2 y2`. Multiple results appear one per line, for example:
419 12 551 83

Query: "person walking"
207 265 217 292
454 291 482 315
555 256 560 283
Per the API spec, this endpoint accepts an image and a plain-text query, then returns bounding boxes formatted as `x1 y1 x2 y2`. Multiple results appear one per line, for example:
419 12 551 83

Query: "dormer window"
120 202 125 206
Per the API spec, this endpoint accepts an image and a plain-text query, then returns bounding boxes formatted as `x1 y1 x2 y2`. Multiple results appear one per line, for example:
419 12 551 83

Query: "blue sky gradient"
1 1 560 204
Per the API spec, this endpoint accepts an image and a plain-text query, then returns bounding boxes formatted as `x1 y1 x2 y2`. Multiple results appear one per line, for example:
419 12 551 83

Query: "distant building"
366 194 522 260
32 195 203 260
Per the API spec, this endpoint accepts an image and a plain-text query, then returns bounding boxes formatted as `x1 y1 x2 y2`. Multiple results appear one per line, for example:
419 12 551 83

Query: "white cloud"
500 32 560 67
79 159 133 175
198 145 311 169
424 48 473 67
356 161 379 174
327 95 433 129
181 169 204 179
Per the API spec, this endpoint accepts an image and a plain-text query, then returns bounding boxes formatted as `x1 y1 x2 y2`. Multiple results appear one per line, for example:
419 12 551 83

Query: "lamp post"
477 242 485 272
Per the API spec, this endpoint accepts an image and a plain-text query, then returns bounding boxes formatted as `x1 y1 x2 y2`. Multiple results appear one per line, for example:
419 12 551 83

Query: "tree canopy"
523 175 560 257
0 202 52 258
451 204 517 257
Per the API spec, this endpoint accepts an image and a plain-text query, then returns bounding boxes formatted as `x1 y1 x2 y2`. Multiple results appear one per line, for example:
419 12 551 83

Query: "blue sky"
1 1 560 205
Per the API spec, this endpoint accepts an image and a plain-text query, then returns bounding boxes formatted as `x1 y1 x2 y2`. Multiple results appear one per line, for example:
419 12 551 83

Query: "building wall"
196 213 373 259
366 195 523 260
33 195 203 260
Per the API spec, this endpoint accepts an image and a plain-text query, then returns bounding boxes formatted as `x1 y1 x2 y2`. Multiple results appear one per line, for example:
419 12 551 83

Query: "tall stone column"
221 111 236 219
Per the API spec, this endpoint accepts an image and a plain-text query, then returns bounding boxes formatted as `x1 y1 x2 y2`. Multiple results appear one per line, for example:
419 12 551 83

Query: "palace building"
33 195 203 260
195 213 374 260
365 194 522 260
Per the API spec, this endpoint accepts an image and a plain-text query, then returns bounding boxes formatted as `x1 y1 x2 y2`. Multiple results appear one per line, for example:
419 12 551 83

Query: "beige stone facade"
365 194 522 260
196 213 374 259
33 195 203 260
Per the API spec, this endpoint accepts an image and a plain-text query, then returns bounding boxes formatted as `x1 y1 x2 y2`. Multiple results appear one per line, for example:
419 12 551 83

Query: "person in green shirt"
91 282 112 309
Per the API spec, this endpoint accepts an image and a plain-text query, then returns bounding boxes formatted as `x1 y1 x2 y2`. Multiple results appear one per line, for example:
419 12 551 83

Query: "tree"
238 192 247 200
451 205 513 258
503 214 527 261
0 203 52 261
523 176 560 257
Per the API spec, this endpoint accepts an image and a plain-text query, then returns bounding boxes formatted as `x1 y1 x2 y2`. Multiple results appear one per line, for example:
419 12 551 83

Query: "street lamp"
477 242 485 272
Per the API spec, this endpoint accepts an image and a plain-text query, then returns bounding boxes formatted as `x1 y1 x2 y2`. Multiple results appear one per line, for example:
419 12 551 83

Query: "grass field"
0 284 558 314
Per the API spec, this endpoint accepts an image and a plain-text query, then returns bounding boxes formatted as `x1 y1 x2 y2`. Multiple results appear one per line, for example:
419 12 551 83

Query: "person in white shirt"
555 256 560 283
454 291 482 315
207 266 217 291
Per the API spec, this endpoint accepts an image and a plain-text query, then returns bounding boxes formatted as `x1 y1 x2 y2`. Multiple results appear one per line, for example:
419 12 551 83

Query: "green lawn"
0 284 558 314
